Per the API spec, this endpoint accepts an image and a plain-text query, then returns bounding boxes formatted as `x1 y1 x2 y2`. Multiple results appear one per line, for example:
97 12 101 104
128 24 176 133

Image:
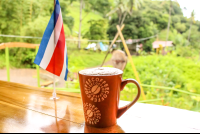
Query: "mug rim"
78 71 123 76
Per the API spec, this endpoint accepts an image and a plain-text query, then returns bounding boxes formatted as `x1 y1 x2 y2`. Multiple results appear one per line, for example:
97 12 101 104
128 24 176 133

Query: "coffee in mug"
79 67 141 128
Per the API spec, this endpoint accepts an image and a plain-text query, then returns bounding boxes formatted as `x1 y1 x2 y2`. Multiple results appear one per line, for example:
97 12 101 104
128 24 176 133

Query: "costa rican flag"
34 0 68 81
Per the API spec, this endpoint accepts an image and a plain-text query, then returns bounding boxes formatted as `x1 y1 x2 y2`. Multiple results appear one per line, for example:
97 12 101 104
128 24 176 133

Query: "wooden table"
0 80 200 133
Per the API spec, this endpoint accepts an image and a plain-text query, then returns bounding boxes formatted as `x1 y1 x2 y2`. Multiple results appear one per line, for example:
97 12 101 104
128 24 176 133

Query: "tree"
77 0 111 49
188 10 195 44
106 0 143 26
172 15 180 24
0 0 56 43
84 0 111 16
0 0 32 42
183 25 199 47
59 0 75 35
77 0 83 49
63 16 74 34
165 0 172 50
158 0 179 51
142 0 168 30
175 22 186 33
83 19 108 40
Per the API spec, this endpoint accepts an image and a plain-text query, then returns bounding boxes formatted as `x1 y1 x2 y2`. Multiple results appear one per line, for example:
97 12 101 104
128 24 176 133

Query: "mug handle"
117 79 141 118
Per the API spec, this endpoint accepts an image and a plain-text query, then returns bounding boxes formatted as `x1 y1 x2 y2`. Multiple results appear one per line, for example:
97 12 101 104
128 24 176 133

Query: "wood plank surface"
0 80 200 133
0 101 84 133
0 80 84 124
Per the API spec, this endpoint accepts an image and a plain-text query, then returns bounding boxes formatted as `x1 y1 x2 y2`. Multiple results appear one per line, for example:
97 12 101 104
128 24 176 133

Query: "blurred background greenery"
0 0 200 112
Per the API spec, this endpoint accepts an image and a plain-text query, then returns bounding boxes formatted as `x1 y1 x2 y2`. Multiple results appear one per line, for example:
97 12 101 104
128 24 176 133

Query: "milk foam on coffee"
79 67 123 75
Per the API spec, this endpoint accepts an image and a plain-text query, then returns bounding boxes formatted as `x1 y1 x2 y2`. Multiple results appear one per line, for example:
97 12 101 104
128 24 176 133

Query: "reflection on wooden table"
0 80 200 133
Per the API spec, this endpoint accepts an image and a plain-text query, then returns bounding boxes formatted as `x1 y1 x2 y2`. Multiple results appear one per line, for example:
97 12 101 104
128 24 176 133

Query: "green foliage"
121 55 200 111
143 38 154 52
66 1 103 36
171 2 183 15
172 15 181 24
0 0 77 68
68 49 111 72
0 54 5 69
157 14 169 30
107 0 200 53
21 16 49 44
60 0 74 35
83 19 108 40
107 11 158 39
123 55 200 93
107 0 144 26
63 16 74 34
183 25 200 48
84 0 111 16
175 46 198 57
175 22 186 33
159 29 187 46
0 0 74 43
8 48 36 68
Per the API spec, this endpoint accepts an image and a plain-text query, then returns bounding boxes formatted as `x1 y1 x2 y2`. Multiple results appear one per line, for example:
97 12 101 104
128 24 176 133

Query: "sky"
177 0 200 20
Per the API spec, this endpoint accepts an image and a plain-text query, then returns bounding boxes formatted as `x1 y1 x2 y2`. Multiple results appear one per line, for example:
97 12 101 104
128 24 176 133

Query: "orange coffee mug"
79 68 141 128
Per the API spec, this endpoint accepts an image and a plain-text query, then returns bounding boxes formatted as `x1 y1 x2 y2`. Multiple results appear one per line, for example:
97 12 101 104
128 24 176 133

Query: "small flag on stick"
34 0 68 99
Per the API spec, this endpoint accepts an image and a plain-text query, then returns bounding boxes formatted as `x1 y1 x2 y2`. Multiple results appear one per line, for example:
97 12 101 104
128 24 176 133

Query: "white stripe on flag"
60 42 67 79
54 10 63 45
39 31 55 69
39 10 63 69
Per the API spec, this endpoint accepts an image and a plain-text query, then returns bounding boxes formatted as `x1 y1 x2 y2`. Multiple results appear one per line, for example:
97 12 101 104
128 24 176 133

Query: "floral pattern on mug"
83 103 101 125
84 77 109 102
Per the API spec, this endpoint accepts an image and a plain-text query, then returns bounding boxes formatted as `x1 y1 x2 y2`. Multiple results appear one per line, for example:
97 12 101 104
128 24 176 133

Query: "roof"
126 39 133 44
152 41 174 49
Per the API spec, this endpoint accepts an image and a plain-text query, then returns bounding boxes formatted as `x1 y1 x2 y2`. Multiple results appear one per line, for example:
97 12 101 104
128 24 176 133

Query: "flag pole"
51 0 59 100
52 74 58 99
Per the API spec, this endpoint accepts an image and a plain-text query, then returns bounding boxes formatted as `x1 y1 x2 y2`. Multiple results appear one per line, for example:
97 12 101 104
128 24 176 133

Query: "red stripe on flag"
46 25 65 76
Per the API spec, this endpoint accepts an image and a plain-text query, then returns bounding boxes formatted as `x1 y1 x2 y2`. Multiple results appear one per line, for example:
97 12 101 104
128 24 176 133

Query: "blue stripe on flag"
64 52 68 81
34 1 60 65
64 69 68 81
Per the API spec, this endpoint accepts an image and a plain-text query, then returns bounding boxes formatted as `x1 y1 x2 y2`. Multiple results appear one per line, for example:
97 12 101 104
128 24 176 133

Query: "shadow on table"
84 124 125 133
41 99 125 133
41 99 72 133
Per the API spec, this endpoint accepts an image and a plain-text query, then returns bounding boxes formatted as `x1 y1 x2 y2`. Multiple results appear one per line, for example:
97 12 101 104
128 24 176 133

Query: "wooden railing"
0 42 41 87
0 42 39 49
